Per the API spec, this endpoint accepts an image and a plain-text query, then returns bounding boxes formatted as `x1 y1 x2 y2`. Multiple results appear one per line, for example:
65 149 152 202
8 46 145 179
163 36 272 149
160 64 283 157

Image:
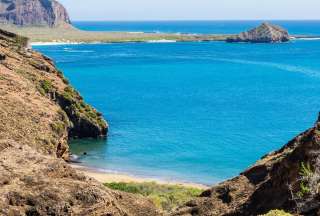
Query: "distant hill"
0 0 71 27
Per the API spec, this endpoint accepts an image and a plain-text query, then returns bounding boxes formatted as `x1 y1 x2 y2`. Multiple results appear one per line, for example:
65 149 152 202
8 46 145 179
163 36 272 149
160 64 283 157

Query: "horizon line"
70 19 320 22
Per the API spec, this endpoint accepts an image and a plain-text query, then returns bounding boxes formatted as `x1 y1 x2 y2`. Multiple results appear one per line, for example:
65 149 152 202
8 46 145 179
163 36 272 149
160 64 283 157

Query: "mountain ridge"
0 0 71 27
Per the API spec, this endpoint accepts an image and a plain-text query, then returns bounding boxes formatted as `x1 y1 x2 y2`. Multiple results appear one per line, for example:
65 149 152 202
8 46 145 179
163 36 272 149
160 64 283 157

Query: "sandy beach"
71 164 210 190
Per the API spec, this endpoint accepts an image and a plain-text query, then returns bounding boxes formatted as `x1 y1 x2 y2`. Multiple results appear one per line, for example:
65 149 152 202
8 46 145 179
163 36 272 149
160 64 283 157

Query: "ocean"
34 21 320 185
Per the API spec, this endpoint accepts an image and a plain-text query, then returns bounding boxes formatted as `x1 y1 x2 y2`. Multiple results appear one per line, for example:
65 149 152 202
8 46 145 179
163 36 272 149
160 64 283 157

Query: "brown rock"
0 28 108 161
0 0 71 27
0 140 161 216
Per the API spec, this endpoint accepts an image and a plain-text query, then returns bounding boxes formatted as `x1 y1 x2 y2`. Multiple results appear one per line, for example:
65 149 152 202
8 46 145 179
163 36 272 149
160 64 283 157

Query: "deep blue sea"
73 20 320 35
34 21 320 185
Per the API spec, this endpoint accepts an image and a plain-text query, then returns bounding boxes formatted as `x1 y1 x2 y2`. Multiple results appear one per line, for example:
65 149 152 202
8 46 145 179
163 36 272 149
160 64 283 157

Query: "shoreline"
29 37 320 47
70 164 210 190
30 39 180 46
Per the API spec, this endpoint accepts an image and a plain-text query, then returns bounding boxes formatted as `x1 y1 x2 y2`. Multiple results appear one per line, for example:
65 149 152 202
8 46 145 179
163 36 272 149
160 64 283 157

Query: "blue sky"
59 0 320 21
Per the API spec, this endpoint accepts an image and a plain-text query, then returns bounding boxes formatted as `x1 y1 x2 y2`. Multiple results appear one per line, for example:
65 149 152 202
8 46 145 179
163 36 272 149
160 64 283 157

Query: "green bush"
104 182 203 212
260 210 292 216
38 79 54 95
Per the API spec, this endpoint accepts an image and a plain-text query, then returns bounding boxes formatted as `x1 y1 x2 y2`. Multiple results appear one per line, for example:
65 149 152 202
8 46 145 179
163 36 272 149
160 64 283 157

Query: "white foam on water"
147 39 177 43
296 37 320 41
31 41 83 46
214 58 320 78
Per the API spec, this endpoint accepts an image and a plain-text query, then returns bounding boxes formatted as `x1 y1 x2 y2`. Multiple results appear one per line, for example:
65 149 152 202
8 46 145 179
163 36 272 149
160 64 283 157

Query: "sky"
59 0 320 21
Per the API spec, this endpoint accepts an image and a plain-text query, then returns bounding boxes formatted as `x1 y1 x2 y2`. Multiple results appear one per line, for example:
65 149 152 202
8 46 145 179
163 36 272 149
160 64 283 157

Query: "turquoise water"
34 21 320 185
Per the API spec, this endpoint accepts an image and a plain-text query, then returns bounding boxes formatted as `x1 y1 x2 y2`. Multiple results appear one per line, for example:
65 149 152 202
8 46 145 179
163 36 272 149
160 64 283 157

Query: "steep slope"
0 29 161 215
0 0 71 27
173 116 320 215
0 28 107 159
227 22 290 43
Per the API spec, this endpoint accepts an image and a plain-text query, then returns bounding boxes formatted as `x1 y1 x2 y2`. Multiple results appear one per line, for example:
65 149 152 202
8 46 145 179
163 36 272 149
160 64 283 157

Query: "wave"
64 50 95 53
31 41 83 46
128 31 145 34
174 55 320 78
109 53 136 57
147 39 177 43
295 37 320 41
214 58 320 78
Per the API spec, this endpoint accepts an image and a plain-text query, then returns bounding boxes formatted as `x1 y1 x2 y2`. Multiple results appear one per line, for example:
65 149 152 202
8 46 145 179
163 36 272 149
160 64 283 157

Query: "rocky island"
226 22 291 43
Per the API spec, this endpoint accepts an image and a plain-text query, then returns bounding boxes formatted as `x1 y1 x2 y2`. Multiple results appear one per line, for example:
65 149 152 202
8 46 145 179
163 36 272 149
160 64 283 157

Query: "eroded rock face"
227 22 290 43
0 140 161 216
173 116 320 216
0 0 71 27
0 28 107 159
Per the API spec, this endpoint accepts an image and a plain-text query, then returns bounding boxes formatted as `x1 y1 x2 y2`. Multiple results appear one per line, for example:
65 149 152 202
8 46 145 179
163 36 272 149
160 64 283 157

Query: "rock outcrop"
0 140 161 215
0 0 71 27
173 116 320 215
227 22 290 43
0 28 107 159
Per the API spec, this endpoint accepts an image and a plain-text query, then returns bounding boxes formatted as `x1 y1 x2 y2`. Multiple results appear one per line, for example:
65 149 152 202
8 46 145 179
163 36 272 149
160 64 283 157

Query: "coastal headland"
0 24 231 43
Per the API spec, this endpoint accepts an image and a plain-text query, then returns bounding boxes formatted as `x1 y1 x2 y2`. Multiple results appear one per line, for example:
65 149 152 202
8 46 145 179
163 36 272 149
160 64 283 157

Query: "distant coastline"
0 24 231 43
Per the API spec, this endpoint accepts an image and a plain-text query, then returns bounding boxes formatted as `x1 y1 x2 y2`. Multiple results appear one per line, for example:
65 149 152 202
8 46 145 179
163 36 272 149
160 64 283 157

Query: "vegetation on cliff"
261 210 292 216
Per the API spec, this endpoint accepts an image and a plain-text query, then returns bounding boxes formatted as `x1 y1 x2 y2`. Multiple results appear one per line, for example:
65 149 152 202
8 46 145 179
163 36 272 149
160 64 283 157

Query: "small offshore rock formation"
0 0 71 27
0 28 107 160
173 115 320 215
227 22 290 43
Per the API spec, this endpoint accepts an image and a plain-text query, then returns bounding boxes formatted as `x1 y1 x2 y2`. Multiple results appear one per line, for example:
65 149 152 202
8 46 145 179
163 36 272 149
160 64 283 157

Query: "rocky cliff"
0 29 162 215
0 28 107 158
227 22 290 43
0 0 71 27
173 116 320 215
